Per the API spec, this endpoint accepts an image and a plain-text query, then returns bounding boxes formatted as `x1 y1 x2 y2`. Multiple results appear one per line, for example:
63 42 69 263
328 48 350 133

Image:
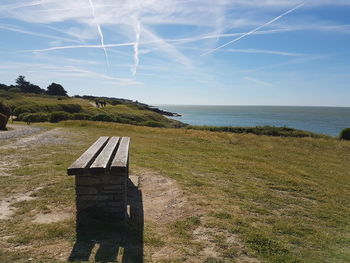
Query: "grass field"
0 121 349 262
0 90 182 128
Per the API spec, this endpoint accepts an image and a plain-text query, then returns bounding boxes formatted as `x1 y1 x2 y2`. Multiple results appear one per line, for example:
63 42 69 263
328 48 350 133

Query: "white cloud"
1 0 349 77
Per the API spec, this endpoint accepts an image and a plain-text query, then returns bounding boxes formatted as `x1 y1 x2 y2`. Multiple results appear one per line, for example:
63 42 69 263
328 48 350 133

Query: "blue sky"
0 0 350 106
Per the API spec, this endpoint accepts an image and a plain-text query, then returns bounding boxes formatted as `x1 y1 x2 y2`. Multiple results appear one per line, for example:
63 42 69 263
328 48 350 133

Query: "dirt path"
0 127 71 150
133 170 189 224
0 124 74 218
0 124 43 142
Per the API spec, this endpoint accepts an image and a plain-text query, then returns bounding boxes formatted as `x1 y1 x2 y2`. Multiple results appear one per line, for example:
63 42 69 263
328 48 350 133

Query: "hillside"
0 121 349 262
0 90 184 128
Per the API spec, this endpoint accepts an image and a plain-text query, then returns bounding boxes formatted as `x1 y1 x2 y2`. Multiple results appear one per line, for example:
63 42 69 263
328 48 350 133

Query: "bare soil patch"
193 226 261 263
134 170 188 224
0 124 43 142
0 127 71 150
32 209 73 224
0 187 43 220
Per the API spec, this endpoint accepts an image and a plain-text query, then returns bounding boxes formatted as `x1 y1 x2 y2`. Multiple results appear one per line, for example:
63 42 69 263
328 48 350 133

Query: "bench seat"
67 136 130 221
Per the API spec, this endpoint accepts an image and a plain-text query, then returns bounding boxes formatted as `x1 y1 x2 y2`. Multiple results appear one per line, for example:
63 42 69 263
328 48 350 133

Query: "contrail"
30 42 135 52
132 21 141 76
201 2 306 56
88 0 109 67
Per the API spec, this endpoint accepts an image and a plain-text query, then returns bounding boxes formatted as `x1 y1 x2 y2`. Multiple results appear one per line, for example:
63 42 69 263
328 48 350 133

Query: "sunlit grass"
1 120 349 262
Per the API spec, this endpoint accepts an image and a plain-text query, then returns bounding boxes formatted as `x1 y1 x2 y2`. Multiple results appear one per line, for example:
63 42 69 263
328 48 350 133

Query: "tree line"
0 75 68 96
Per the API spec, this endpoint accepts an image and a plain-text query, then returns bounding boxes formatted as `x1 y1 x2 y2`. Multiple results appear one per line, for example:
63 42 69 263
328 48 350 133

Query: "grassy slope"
0 121 349 262
0 91 181 128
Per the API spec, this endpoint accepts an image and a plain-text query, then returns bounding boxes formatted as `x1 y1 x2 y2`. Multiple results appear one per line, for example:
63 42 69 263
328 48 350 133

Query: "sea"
157 105 350 137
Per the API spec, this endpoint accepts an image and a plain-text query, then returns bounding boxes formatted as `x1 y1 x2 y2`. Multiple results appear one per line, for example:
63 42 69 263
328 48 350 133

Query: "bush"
58 104 82 113
13 104 59 116
186 125 326 138
110 100 122 105
8 87 21 93
13 103 82 116
17 113 29 121
50 111 72 123
339 128 350 140
0 102 11 117
0 113 8 130
73 113 91 120
91 114 114 122
21 113 50 123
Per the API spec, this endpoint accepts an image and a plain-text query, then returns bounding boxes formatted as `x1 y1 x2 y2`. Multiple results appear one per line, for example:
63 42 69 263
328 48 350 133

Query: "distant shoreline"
157 105 350 136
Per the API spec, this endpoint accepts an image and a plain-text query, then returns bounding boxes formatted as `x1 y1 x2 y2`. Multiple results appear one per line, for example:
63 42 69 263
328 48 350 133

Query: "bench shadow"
68 178 144 262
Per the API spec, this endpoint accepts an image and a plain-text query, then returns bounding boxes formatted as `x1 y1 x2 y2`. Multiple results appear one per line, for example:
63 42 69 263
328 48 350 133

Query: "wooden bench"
67 136 130 221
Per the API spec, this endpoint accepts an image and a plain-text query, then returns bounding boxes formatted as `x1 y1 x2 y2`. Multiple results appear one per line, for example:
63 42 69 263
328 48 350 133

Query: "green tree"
15 75 44 94
15 75 29 88
0 83 9 91
46 83 68 96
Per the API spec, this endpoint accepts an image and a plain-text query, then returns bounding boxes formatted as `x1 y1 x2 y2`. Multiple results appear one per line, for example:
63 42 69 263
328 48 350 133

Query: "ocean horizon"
157 105 350 136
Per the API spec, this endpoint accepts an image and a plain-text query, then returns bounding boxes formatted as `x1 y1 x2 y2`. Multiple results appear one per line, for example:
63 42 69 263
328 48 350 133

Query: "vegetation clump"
0 101 11 130
0 113 8 130
46 83 67 96
13 103 82 116
91 114 115 122
187 125 328 138
339 128 350 140
72 113 91 120
49 111 72 123
20 113 50 124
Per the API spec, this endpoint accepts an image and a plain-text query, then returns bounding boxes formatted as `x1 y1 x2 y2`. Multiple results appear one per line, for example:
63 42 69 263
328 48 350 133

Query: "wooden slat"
90 136 120 174
110 137 130 173
67 136 109 175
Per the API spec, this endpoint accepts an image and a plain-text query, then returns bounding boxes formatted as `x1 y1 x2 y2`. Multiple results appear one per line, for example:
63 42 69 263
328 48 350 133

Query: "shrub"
21 113 50 123
110 100 122 105
58 104 82 113
0 101 11 117
13 103 81 116
50 111 72 123
8 87 21 93
0 113 8 130
186 125 325 138
339 128 350 140
91 114 114 122
17 113 29 121
13 104 58 116
73 113 91 120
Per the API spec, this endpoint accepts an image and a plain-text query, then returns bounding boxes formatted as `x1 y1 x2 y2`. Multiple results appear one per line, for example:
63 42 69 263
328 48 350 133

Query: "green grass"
1 120 349 262
0 90 182 128
187 125 330 138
